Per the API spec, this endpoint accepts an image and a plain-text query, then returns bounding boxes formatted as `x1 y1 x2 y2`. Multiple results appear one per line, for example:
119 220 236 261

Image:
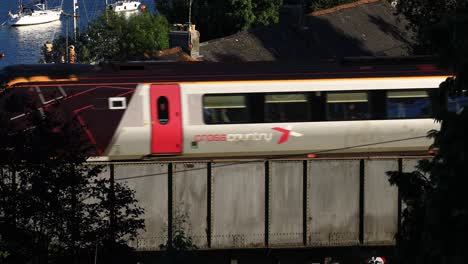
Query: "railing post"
397 158 403 237
265 160 270 247
303 160 308 246
359 159 365 244
109 163 116 243
167 163 173 249
207 162 212 248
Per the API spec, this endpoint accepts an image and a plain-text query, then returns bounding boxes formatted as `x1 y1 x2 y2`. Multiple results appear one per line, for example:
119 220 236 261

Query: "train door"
150 84 183 154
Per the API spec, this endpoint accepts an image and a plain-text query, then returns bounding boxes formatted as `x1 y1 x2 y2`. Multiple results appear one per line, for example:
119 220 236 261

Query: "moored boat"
8 0 63 27
108 0 141 12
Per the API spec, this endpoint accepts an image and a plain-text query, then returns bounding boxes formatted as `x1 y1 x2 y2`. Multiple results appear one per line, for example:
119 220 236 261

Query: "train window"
264 93 309 122
109 97 127 110
203 95 248 124
448 94 468 113
387 90 431 119
157 96 169 124
326 92 369 121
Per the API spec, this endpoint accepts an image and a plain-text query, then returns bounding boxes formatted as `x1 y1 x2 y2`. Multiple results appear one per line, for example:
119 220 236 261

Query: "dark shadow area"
138 246 396 264
200 1 414 62
367 14 412 47
201 17 373 63
209 52 247 63
258 20 372 60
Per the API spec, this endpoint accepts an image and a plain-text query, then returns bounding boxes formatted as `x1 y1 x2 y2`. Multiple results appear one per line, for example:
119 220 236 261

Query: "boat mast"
73 0 78 41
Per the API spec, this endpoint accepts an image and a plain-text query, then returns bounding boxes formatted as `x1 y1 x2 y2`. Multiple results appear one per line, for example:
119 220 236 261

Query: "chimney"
169 24 200 58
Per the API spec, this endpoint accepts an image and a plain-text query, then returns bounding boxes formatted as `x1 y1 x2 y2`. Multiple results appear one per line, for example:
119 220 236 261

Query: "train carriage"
0 61 461 161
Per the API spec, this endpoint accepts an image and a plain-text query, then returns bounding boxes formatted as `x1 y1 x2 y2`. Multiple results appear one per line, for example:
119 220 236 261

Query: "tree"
254 0 283 26
0 97 145 263
387 111 468 264
156 0 283 40
47 10 170 63
386 1 468 264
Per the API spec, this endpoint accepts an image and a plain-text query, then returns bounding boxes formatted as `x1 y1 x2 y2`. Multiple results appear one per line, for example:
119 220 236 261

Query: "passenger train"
0 61 459 161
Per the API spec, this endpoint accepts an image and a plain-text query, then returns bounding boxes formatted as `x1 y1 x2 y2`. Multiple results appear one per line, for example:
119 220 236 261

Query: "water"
0 0 155 67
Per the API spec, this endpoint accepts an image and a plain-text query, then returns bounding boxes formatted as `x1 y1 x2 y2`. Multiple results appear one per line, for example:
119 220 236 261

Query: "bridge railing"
92 157 423 251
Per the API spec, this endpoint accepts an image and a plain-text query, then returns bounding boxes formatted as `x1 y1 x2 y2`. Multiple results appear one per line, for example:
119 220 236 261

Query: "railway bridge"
96 157 422 256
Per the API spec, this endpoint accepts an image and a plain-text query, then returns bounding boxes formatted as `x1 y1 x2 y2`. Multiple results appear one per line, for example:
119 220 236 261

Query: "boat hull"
8 10 61 26
109 1 140 12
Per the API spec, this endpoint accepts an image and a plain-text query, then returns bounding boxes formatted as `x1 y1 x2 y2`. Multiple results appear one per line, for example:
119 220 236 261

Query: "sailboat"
107 0 141 12
8 0 63 26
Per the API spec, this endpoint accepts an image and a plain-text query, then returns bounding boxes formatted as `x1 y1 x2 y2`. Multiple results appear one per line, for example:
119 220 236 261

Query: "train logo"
192 126 302 144
272 126 303 144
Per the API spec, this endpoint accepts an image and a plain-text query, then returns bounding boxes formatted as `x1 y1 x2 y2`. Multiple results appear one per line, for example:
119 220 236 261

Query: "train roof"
0 59 451 89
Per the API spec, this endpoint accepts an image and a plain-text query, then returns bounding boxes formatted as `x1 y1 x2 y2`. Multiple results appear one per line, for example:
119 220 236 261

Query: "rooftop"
200 0 413 62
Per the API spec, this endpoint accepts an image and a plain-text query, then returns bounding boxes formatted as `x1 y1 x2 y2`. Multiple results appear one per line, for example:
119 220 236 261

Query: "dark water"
0 0 155 67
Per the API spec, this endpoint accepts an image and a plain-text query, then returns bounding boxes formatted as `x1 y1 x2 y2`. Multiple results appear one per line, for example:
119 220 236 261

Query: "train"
0 60 460 161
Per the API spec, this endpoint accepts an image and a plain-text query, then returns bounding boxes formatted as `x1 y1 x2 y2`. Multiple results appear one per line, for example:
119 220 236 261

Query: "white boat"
8 0 63 27
108 0 141 12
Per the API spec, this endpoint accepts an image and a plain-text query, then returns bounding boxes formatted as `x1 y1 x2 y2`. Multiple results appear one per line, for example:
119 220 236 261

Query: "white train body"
103 76 445 160
1 62 453 161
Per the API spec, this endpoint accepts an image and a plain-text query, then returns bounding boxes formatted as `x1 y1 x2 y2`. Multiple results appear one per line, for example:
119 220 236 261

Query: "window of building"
157 96 169 124
264 93 309 122
326 92 369 121
387 90 431 119
203 95 248 124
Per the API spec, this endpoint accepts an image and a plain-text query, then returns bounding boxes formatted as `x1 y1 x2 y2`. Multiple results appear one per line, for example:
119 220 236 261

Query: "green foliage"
86 10 169 62
226 0 256 31
305 0 357 12
390 0 468 83
0 245 10 261
255 0 282 26
390 0 463 54
390 1 468 100
156 0 283 40
47 11 169 63
159 205 198 252
0 101 145 263
387 111 468 264
158 204 197 264
387 1 468 263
